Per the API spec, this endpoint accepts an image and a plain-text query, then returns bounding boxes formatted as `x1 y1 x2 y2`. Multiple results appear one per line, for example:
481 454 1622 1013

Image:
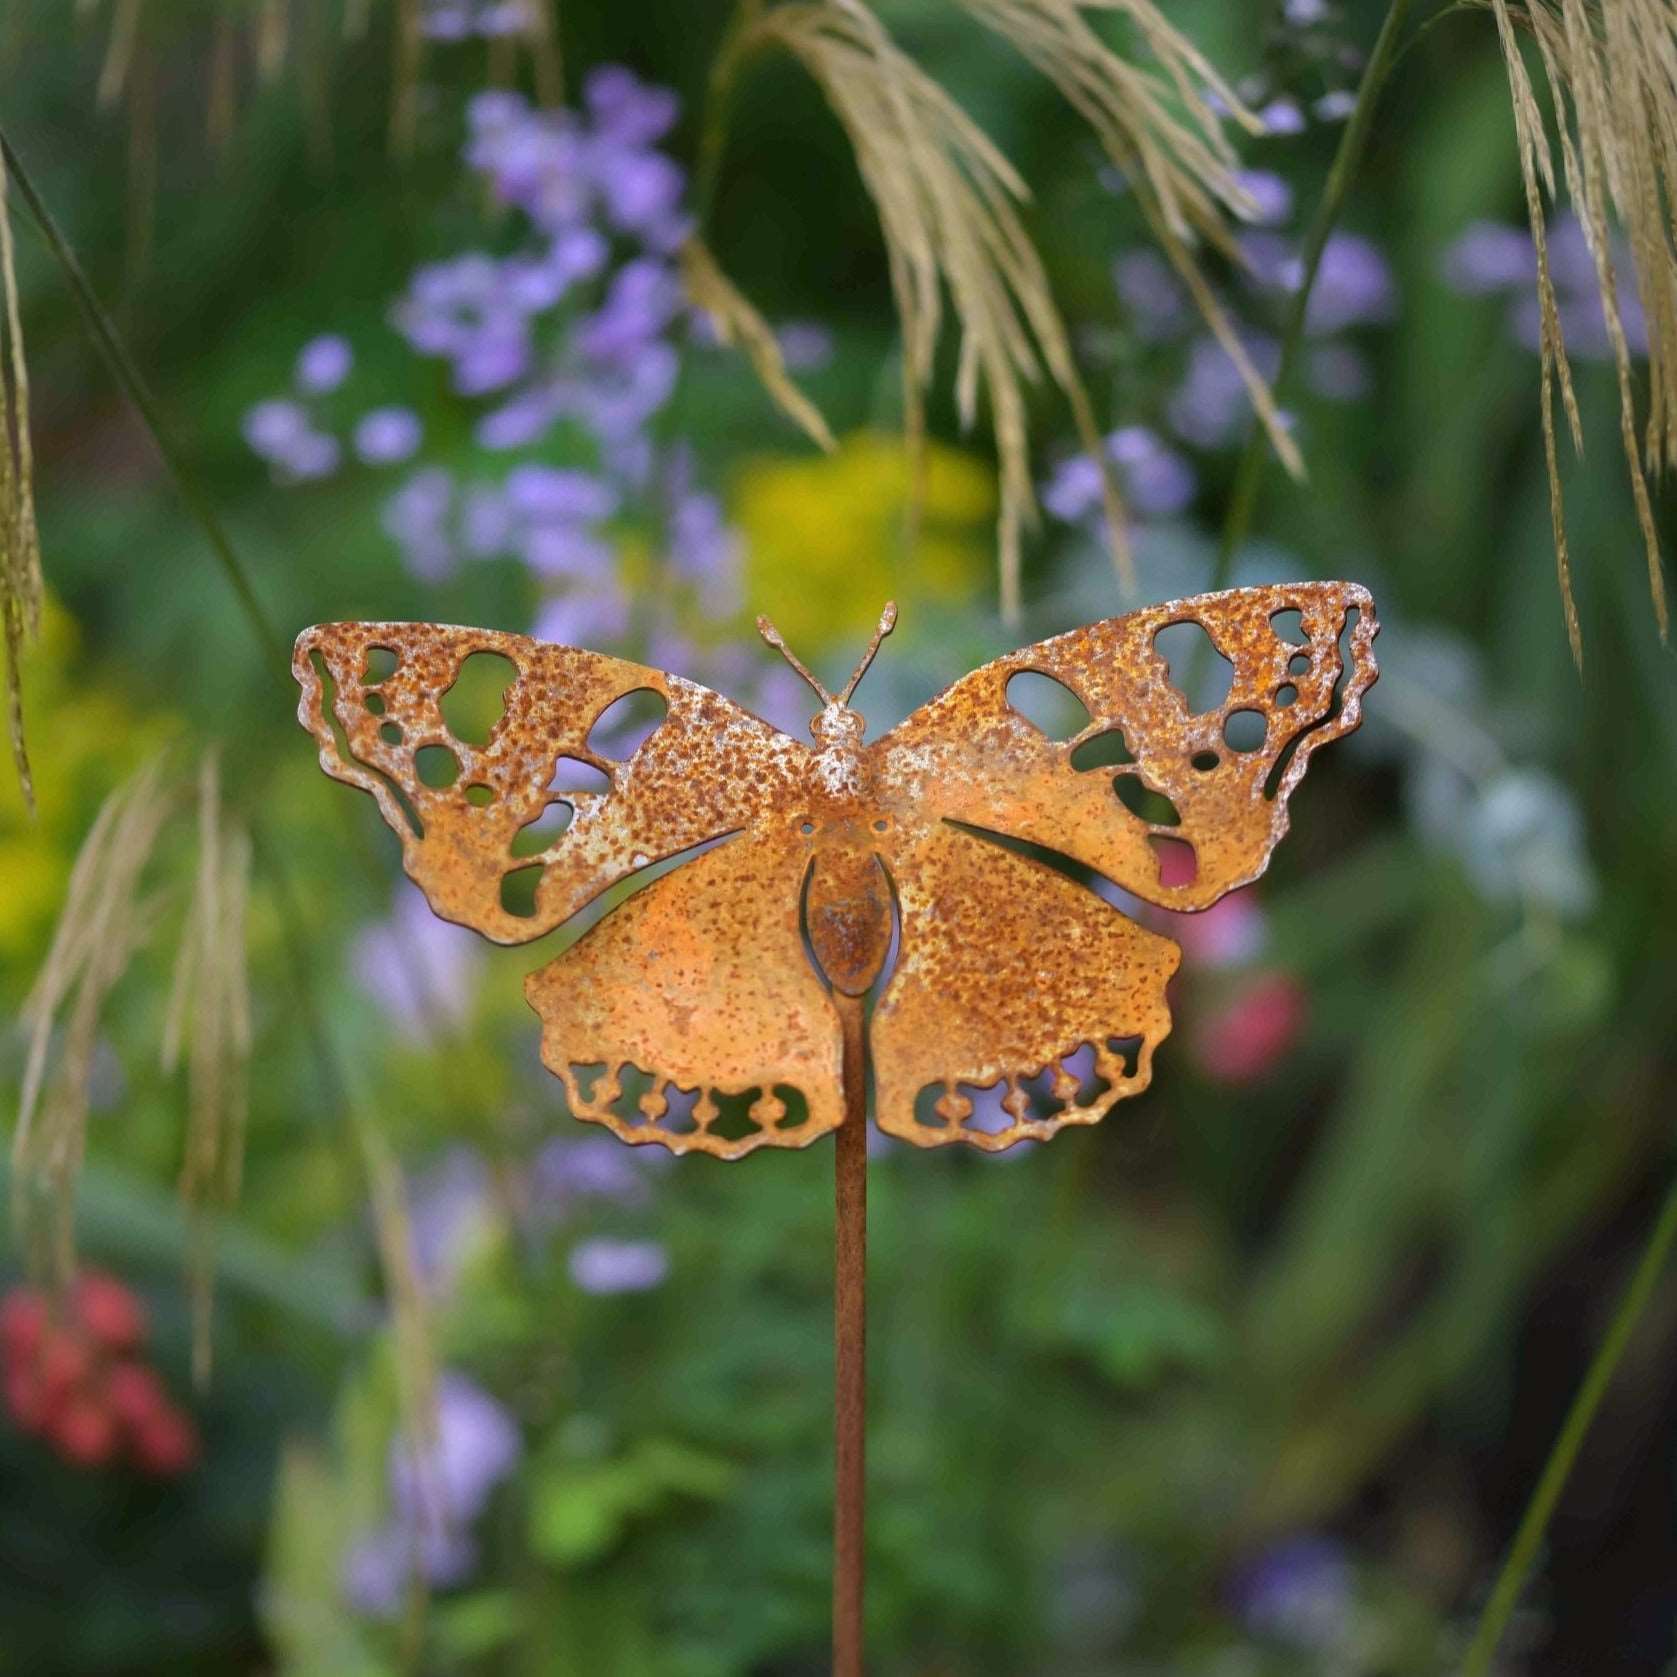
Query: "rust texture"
294 581 1378 1158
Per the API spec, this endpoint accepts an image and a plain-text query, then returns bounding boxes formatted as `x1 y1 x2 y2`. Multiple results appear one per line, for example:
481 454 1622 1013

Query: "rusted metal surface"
294 581 1377 1158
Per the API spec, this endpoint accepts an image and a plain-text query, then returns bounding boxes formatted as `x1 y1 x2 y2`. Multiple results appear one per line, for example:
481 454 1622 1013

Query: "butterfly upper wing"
295 620 841 1159
294 621 811 943
874 582 1378 911
868 582 1376 1150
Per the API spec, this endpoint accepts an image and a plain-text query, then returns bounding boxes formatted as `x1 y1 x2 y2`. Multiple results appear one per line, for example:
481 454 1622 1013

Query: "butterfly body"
295 582 1377 1159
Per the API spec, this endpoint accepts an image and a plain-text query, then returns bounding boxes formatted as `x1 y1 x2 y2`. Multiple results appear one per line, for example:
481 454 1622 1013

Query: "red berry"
36 1330 95 1400
0 1289 48 1362
49 1395 119 1467
1193 973 1309 1085
74 1272 147 1353
106 1361 169 1435
3 1363 47 1433
131 1405 199 1477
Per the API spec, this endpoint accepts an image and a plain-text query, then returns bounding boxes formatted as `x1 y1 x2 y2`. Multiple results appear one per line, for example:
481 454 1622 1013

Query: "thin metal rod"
832 994 867 1677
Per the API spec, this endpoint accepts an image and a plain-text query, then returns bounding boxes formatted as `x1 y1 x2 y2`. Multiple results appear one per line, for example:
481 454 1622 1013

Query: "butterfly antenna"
838 601 897 703
757 616 833 705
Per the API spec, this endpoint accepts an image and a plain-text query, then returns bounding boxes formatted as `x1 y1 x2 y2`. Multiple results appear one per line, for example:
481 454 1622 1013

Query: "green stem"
1459 1168 1677 1676
0 126 290 678
694 0 765 228
1213 0 1421 585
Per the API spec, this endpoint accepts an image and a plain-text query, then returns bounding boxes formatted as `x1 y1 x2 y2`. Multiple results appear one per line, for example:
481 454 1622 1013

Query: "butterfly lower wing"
875 583 1377 910
871 823 1178 1150
294 621 808 943
526 835 842 1159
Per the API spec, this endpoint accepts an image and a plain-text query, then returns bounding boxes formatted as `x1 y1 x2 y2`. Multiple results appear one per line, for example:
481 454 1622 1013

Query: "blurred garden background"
2 1 1676 1672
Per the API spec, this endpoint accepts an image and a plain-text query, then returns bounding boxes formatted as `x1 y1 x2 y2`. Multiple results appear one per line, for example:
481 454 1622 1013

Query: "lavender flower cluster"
1441 211 1650 361
243 66 826 736
1046 146 1400 542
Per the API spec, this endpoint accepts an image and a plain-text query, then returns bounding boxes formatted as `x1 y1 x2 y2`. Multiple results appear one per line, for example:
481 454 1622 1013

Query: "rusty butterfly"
294 582 1377 1158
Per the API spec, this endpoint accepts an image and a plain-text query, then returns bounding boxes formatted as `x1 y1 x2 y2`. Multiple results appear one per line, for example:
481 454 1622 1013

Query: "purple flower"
777 321 835 370
1045 427 1195 524
295 334 352 394
1305 233 1397 332
1230 1534 1353 1651
1234 169 1293 228
345 1372 520 1618
1440 220 1537 294
569 1237 668 1294
584 65 679 148
389 1373 522 1527
578 259 682 363
504 463 618 523
383 467 457 581
354 407 424 465
242 398 311 459
1314 90 1356 122
594 147 688 246
668 489 741 612
1167 333 1281 449
531 588 630 649
1114 249 1189 342
1108 425 1196 517
351 880 484 1035
754 662 819 735
1258 98 1306 135
406 1148 493 1297
1238 231 1303 295
528 1137 649 1222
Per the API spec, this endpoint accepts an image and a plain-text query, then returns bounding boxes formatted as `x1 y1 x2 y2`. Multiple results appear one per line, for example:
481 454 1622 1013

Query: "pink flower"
1192 974 1308 1084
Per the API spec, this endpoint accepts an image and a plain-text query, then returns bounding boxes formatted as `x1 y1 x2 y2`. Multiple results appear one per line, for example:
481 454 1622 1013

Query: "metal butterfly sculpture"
293 583 1377 1157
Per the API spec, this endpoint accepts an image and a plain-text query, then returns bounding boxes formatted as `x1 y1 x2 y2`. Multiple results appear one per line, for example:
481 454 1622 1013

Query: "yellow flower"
735 430 994 652
0 600 176 964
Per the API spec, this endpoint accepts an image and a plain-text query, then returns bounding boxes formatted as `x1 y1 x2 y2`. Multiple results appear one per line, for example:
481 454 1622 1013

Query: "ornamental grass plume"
0 141 41 814
161 754 253 1385
13 760 172 1285
1487 0 1677 664
681 237 837 453
721 0 1295 620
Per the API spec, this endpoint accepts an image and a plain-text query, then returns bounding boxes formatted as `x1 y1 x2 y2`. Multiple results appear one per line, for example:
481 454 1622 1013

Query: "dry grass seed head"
1489 0 1677 662
681 237 837 452
0 141 42 814
13 760 172 1286
746 0 1137 618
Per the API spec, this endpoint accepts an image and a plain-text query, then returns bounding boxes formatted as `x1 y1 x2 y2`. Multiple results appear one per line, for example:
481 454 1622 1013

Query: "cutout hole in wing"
957 1079 1018 1136
549 755 612 795
1106 1036 1143 1078
441 650 519 747
708 1089 764 1143
365 692 386 715
1151 835 1197 886
500 862 544 917
1274 683 1298 709
1070 728 1135 771
309 650 423 837
587 688 668 760
1269 608 1308 645
464 782 495 806
415 744 461 788
1288 652 1313 677
363 646 399 683
1113 773 1182 827
771 1084 810 1132
1191 750 1220 772
1264 605 1361 802
1005 670 1092 740
511 799 573 857
1153 621 1235 714
653 1085 700 1136
379 721 404 746
1223 709 1267 753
